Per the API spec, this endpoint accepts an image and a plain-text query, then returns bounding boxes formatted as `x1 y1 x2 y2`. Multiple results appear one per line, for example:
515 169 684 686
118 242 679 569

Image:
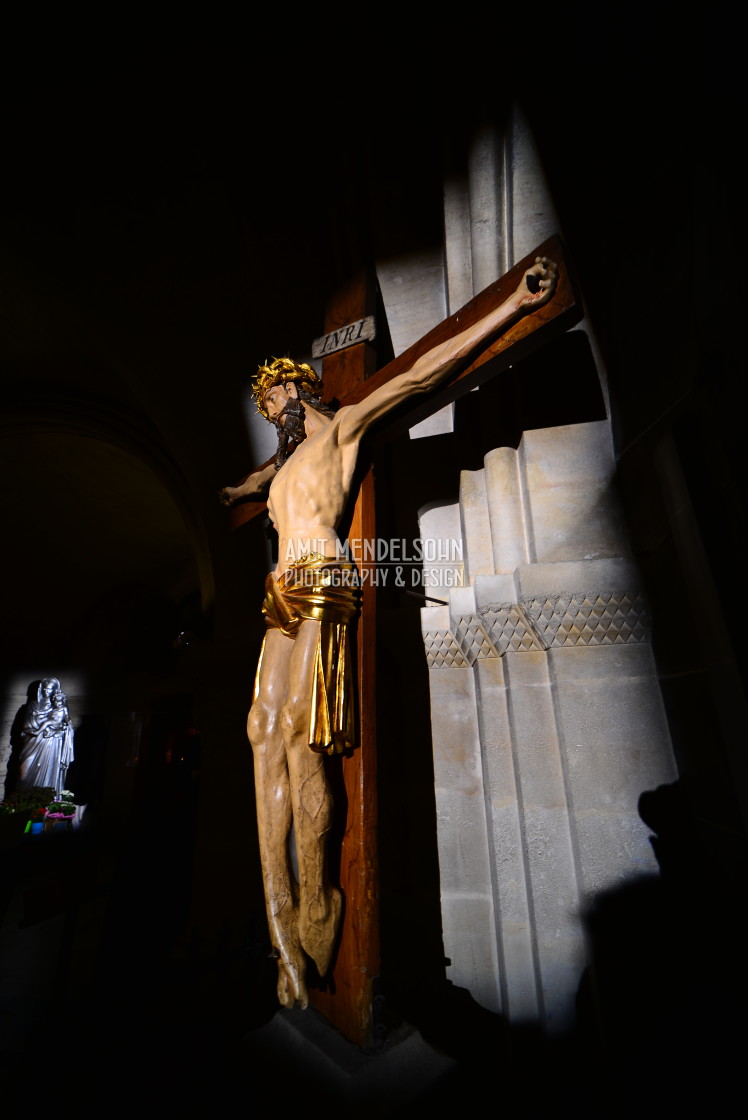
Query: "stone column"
420 424 677 1030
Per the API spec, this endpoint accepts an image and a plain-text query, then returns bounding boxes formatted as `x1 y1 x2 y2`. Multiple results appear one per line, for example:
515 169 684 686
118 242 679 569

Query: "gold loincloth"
254 553 360 755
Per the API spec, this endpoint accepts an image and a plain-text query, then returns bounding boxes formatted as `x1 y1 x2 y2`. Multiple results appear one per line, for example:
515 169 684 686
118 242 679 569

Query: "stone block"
434 796 493 897
509 105 559 263
467 127 504 294
503 655 568 810
548 640 657 683
553 677 676 813
418 502 465 593
474 573 521 608
500 921 541 1022
449 585 477 619
521 422 630 563
409 402 455 440
522 805 580 936
536 950 587 1034
516 557 642 600
460 468 493 580
443 172 474 313
484 446 527 575
376 250 446 356
573 809 659 899
440 892 502 1014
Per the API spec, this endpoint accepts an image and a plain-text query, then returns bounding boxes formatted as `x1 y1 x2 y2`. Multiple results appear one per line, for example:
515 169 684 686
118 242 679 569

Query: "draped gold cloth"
254 553 360 755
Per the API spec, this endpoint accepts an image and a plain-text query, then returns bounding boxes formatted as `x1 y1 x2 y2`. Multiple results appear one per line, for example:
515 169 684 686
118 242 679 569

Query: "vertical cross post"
307 263 381 1046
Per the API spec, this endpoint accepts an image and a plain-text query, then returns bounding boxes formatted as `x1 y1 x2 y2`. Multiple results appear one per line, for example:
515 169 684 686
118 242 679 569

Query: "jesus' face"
263 382 297 424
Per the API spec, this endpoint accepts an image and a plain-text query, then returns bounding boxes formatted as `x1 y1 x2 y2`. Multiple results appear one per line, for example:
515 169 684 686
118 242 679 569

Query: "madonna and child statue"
16 677 75 797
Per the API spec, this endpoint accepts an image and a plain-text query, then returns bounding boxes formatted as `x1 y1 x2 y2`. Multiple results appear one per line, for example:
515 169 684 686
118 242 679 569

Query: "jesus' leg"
282 618 343 977
248 629 309 1009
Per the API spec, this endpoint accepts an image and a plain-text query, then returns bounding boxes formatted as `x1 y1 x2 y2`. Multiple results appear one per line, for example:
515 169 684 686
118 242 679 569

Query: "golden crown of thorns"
251 357 323 420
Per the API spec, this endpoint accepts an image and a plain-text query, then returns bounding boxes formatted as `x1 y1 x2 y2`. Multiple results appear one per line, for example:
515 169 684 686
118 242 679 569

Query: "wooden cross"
230 233 580 1046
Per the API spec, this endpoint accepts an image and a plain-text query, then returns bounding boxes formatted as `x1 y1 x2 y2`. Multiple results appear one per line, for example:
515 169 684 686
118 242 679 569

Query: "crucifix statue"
220 254 560 1013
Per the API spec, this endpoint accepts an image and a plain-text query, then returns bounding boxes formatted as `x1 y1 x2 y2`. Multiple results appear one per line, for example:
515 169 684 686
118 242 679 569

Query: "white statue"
17 678 75 795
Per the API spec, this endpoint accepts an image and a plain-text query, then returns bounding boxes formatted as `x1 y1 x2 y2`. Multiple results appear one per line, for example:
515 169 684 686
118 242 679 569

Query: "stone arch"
0 395 213 621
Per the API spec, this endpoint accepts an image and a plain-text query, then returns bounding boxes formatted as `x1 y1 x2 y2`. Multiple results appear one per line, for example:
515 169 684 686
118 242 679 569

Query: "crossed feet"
272 886 343 1010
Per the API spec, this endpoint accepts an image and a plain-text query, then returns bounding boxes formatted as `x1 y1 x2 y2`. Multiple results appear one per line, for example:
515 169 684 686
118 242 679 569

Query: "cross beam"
229 234 580 532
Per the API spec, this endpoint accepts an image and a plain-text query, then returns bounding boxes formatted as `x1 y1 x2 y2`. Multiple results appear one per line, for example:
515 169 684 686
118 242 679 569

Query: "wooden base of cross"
229 234 580 1047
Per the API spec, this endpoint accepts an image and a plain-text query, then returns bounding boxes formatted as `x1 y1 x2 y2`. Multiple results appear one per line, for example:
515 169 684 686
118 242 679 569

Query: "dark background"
1 8 746 1116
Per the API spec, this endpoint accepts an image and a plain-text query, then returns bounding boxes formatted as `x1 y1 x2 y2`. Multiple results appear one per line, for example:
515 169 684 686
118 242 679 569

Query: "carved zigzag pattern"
526 591 650 647
423 629 469 668
423 591 650 667
453 615 497 664
479 604 544 654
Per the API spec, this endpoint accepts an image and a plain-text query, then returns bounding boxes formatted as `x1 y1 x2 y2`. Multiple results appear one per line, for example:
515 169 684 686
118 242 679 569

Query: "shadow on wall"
4 681 39 797
575 774 748 1116
381 772 748 1115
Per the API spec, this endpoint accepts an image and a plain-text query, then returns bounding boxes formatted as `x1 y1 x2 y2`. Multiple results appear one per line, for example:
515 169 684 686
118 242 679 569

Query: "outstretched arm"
219 458 276 506
337 257 558 445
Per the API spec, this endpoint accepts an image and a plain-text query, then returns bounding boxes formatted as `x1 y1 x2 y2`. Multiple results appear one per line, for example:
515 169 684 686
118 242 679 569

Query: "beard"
274 397 307 470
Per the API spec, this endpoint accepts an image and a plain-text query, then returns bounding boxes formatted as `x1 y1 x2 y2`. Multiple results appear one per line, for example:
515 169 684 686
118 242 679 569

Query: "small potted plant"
29 805 48 834
0 788 55 845
44 790 77 829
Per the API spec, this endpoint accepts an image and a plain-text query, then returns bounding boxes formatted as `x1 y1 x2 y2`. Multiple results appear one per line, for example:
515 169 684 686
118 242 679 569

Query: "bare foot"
276 956 309 1010
268 898 309 1009
271 935 309 1009
299 885 343 976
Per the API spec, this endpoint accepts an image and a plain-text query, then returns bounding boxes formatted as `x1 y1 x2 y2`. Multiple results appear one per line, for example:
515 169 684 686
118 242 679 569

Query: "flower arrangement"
45 790 77 820
0 787 55 817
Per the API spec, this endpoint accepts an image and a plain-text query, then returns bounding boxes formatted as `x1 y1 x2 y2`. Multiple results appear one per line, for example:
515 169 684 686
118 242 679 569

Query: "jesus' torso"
266 407 360 575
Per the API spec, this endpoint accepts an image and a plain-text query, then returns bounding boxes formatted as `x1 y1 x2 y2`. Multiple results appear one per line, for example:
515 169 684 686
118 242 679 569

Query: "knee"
280 697 307 745
248 700 274 749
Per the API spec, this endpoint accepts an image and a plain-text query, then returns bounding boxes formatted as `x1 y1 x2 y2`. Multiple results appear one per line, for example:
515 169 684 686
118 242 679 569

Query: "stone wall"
419 425 676 1029
375 106 677 1031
